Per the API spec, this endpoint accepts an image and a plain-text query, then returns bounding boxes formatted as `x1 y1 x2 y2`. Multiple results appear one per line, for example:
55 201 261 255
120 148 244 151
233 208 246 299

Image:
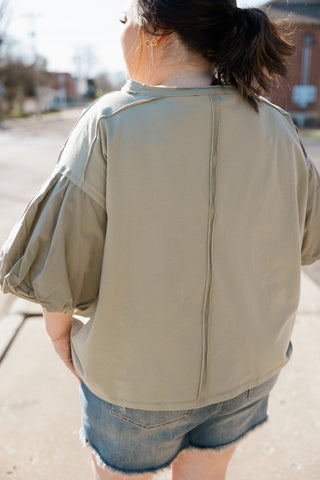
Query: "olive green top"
1 80 320 410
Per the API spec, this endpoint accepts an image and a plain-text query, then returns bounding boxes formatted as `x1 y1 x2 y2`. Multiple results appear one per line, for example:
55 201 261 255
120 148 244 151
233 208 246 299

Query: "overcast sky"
5 0 267 76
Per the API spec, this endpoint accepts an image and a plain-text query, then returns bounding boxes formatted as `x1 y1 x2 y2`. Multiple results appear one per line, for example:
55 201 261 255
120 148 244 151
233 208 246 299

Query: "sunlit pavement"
0 274 319 480
0 110 320 479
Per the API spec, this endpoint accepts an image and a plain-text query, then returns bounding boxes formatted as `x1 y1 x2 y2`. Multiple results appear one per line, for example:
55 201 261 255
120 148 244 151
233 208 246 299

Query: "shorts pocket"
109 404 192 429
247 372 280 400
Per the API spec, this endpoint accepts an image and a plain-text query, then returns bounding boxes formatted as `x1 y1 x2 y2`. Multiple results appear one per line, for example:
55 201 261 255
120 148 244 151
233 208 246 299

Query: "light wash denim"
79 372 279 477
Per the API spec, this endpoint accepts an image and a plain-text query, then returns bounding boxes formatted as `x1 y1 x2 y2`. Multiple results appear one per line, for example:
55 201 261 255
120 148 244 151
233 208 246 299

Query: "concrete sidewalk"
0 271 319 480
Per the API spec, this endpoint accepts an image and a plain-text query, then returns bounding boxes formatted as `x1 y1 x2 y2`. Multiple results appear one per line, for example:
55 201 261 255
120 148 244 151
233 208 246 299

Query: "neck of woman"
143 57 213 88
158 70 214 88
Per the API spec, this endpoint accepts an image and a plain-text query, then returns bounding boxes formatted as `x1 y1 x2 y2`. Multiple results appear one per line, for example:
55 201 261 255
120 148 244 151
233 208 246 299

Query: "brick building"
49 72 76 103
263 0 320 126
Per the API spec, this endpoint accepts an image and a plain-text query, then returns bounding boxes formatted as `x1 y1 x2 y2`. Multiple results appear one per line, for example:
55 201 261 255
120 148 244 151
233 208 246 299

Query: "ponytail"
135 1 295 112
216 7 295 111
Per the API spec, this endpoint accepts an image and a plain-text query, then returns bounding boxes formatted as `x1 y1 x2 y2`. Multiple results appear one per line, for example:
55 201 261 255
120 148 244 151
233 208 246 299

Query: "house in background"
34 72 76 112
48 72 76 108
262 0 320 126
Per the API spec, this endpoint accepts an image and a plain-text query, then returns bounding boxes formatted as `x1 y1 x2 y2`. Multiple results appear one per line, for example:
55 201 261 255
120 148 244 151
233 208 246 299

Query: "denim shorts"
79 372 280 477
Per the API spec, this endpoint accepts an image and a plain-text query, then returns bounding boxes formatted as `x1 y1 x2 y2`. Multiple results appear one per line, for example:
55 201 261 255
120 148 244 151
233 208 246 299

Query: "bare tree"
95 72 113 95
0 60 33 112
0 0 10 64
72 45 98 105
0 0 10 123
0 54 49 115
73 44 98 78
94 71 126 96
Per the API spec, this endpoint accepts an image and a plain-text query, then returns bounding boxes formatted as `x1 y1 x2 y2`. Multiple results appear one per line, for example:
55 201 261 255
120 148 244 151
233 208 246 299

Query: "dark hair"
135 0 295 111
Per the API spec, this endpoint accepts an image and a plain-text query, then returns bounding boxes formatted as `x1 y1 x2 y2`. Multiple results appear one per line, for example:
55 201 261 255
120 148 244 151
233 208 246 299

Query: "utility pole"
72 52 84 107
23 12 42 116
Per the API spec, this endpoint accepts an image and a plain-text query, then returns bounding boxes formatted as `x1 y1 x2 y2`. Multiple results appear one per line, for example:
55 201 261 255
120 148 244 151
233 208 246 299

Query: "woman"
1 0 320 479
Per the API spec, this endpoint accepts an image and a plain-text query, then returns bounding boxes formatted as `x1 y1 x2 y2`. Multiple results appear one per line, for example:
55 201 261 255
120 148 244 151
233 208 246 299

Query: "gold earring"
145 38 158 70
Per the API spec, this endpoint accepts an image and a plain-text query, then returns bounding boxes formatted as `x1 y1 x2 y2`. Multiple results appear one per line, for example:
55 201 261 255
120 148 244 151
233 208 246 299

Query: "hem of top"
77 364 284 411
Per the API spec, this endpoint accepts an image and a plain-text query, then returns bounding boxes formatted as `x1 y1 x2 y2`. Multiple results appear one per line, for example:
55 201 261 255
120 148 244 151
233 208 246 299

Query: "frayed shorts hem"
79 416 268 477
79 426 172 477
187 415 269 453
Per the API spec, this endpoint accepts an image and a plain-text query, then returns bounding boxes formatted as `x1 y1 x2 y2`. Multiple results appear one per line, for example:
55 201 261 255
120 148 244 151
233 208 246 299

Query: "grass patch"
6 110 33 119
41 109 60 116
300 129 320 139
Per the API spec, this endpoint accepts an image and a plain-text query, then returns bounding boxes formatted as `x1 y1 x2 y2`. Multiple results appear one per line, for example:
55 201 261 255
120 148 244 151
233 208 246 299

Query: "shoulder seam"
258 96 290 116
56 98 105 165
55 169 106 211
96 96 165 124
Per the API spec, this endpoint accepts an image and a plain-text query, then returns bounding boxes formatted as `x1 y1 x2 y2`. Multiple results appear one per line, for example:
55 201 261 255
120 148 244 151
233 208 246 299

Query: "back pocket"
109 404 192 429
247 372 280 400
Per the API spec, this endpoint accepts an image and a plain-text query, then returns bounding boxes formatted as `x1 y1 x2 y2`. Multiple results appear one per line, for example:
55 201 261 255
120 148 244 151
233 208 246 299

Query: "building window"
301 34 312 85
59 74 66 85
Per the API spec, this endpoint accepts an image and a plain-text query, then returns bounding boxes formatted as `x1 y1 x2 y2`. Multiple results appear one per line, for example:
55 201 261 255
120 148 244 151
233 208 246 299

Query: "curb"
0 313 25 362
0 297 42 363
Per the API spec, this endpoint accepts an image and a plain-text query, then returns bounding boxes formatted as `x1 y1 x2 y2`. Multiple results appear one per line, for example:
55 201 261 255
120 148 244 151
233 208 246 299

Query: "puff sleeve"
284 117 320 266
300 154 320 266
0 104 108 313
